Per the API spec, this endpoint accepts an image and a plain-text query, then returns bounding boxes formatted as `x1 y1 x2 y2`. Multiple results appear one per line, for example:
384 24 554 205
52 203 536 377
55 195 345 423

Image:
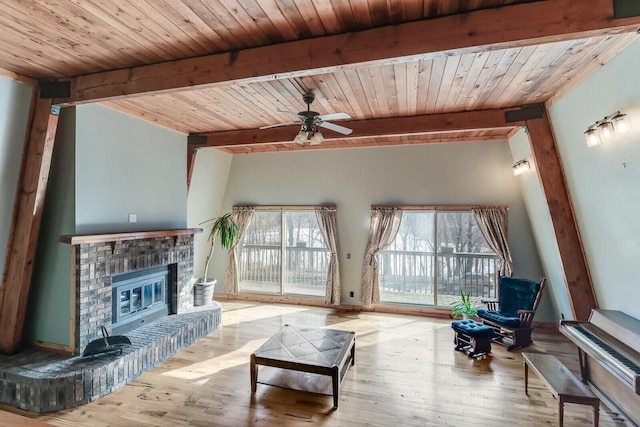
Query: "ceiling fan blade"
316 112 351 121
259 121 299 130
318 121 353 135
278 109 304 119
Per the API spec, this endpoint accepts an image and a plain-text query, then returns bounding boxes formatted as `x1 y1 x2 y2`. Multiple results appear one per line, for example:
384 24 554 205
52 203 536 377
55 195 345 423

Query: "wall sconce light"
612 112 630 133
512 159 530 176
584 128 600 147
584 111 631 147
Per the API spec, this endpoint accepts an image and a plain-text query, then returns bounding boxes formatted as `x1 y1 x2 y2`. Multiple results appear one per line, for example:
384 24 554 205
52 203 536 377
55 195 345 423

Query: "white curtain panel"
315 207 341 305
223 206 255 294
472 206 513 277
361 207 402 308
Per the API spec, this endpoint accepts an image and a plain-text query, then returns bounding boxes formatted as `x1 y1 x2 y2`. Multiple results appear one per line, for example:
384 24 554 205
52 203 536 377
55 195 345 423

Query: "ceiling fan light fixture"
309 131 324 145
294 130 308 144
263 93 353 144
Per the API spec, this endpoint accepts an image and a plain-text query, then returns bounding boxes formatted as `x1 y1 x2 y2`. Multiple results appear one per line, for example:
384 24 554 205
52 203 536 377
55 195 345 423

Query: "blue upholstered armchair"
477 276 546 351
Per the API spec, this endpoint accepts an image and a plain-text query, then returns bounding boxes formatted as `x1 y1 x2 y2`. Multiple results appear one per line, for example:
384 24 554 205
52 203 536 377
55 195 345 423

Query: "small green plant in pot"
450 290 480 320
194 212 238 306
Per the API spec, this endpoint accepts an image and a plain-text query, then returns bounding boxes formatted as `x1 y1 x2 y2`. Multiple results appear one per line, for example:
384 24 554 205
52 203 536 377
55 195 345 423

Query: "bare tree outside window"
237 210 330 297
379 210 499 308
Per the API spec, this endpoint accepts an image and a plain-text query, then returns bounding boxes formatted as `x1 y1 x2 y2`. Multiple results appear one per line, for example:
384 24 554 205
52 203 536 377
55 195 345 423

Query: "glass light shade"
309 131 324 145
612 113 630 134
512 159 530 176
584 128 601 147
293 131 308 144
597 120 615 141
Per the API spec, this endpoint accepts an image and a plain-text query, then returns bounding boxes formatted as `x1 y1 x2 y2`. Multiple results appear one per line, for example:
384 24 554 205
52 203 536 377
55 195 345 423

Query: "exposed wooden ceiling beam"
0 66 37 88
198 109 523 147
217 134 512 154
54 0 640 105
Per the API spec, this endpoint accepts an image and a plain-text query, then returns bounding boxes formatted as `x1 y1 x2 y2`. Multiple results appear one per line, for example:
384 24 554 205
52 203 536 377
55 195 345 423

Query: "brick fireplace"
66 230 200 354
0 229 222 413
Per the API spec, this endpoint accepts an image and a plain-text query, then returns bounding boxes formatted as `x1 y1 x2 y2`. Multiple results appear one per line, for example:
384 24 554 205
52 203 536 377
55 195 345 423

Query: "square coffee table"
250 324 356 408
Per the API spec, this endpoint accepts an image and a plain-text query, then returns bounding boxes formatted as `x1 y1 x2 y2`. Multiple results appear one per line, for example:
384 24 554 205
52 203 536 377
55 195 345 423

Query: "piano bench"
523 352 600 427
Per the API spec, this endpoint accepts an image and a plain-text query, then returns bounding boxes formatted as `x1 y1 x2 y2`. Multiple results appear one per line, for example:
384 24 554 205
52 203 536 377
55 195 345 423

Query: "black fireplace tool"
82 326 132 358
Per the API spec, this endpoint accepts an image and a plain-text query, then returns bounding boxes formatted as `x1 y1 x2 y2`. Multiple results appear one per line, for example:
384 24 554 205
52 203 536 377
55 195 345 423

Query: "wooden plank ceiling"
0 0 637 153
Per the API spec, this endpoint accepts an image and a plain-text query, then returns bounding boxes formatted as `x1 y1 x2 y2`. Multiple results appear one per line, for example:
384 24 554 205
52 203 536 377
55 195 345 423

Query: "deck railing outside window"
378 250 499 307
238 244 329 296
237 244 497 306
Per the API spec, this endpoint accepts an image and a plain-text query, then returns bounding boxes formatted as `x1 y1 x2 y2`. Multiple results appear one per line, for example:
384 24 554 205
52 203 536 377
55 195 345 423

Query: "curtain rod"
370 204 509 210
233 205 336 211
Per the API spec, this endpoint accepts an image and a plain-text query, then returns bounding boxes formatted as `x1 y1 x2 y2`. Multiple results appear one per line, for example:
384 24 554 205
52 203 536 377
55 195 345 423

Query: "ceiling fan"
260 93 353 145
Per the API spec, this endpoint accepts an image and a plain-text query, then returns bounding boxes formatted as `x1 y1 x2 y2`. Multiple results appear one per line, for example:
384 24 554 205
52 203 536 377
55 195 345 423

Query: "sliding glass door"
237 210 330 297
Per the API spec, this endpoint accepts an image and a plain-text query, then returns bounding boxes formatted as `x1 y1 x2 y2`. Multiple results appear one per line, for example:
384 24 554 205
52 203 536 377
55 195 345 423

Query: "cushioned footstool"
451 319 495 359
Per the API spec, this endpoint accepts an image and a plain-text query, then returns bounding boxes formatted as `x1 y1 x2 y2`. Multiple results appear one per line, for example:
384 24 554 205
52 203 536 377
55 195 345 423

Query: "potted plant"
194 212 238 306
450 290 480 321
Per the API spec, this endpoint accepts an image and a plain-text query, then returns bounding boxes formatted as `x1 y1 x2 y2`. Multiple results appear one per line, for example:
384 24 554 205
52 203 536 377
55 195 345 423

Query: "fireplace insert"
111 265 172 334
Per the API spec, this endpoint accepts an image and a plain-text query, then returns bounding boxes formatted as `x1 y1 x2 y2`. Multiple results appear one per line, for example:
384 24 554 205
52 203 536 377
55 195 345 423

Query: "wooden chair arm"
518 309 536 328
481 298 499 311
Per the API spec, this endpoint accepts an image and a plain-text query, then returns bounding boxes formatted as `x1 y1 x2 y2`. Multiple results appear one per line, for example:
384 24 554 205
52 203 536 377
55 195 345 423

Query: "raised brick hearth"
0 304 221 412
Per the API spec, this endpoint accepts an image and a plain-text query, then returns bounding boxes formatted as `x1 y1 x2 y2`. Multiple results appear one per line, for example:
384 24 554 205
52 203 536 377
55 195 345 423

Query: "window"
379 210 499 308
237 210 330 297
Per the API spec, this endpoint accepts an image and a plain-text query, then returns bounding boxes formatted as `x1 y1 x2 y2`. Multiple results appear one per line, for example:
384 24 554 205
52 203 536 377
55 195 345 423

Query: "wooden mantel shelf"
59 228 202 245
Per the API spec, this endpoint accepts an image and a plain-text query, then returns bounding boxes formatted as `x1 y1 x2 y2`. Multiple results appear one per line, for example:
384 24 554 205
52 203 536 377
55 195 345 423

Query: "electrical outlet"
349 291 354 297
128 213 137 223
347 253 351 259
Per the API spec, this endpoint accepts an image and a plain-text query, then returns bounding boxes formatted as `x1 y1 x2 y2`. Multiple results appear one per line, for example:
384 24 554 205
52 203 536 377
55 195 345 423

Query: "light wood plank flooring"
0 302 623 426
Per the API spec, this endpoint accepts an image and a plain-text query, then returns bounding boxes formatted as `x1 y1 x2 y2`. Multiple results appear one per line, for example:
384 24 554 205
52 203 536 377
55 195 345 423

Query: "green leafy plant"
450 290 479 317
200 212 238 283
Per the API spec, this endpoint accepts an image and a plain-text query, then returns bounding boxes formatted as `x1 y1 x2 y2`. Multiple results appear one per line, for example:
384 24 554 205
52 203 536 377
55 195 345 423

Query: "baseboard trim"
216 293 452 319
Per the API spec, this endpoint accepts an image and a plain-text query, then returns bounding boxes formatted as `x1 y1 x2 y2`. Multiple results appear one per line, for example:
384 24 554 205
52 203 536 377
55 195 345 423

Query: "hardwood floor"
0 302 622 426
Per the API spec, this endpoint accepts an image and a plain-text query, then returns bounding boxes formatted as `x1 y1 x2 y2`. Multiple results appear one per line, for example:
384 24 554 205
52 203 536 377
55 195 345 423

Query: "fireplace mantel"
60 228 202 244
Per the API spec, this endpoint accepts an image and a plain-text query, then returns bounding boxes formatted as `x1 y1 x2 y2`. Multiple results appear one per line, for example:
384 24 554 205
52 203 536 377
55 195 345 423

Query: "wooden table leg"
559 396 565 427
524 360 529 394
593 402 599 427
250 354 257 393
332 366 339 408
351 340 356 366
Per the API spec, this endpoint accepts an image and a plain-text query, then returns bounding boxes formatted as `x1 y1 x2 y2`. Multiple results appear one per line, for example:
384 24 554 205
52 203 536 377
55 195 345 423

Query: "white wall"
0 77 31 283
547 38 640 319
75 104 187 233
187 147 233 279
202 140 553 321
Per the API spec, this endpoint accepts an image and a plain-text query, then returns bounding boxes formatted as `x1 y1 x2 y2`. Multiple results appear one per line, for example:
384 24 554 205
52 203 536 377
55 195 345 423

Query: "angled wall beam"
54 0 640 104
187 146 198 193
526 112 597 321
199 108 523 147
186 134 207 193
0 95 60 354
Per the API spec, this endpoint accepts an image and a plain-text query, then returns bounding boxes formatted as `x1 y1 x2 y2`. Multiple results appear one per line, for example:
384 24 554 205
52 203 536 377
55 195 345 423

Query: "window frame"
375 204 506 308
236 205 334 298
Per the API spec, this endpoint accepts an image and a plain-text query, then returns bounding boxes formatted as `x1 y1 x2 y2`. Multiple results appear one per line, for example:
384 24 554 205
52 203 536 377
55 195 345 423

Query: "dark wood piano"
560 309 640 426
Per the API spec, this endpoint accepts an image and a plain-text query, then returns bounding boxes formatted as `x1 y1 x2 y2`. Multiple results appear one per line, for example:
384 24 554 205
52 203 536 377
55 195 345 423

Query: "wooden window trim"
371 204 508 211
234 205 336 211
